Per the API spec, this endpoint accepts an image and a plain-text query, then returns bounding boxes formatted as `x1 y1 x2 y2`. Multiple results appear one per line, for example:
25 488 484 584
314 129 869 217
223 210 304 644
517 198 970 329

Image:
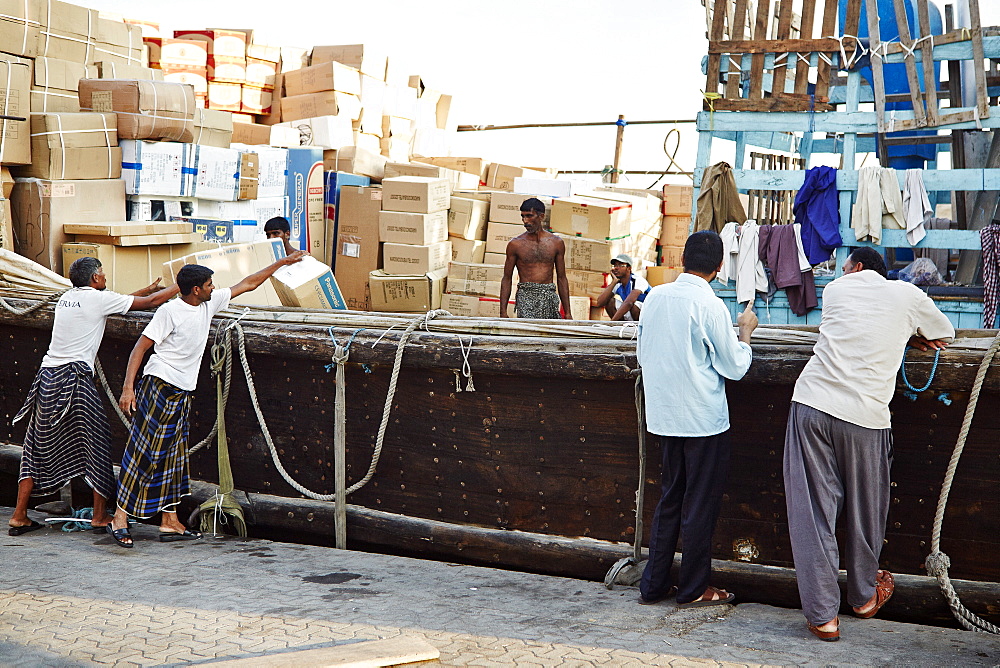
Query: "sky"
84 1 1000 189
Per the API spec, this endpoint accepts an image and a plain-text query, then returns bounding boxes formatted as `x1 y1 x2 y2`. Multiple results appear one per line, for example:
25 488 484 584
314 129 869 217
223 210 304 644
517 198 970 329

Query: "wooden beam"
865 0 889 134
724 0 751 99
708 38 841 54
747 0 771 100
892 0 929 128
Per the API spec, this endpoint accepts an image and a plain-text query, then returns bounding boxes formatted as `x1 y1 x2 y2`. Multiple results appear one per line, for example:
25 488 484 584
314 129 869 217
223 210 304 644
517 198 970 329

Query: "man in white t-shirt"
9 257 177 537
106 251 305 548
593 254 651 321
784 247 954 641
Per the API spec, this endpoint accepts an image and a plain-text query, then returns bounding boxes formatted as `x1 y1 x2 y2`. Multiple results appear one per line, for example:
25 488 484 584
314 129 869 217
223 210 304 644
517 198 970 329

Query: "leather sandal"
853 570 894 619
807 617 840 641
106 523 134 548
677 585 735 609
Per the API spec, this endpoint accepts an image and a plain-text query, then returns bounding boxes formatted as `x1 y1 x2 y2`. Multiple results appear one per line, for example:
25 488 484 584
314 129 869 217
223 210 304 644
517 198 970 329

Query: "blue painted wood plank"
702 167 992 191
839 228 982 250
698 105 1000 133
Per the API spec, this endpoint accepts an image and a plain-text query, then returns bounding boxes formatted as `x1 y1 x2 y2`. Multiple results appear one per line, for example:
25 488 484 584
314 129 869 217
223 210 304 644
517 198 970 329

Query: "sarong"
116 375 193 518
514 282 560 319
14 361 116 500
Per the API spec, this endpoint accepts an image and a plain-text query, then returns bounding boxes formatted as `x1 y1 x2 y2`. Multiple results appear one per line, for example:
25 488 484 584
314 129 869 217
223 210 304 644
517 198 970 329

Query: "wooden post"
611 115 625 184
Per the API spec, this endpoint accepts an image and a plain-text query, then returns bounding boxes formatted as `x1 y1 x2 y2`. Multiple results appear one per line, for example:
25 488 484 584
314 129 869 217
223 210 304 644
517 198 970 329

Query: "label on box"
571 214 589 235
91 91 113 112
342 242 360 258
39 183 76 197
371 190 382 200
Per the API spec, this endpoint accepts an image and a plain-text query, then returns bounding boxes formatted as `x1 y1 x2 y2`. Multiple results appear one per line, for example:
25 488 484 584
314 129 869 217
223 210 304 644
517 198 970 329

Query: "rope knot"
925 551 951 577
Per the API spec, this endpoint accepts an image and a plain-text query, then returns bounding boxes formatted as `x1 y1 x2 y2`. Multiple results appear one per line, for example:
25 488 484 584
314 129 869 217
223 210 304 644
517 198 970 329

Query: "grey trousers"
783 402 893 625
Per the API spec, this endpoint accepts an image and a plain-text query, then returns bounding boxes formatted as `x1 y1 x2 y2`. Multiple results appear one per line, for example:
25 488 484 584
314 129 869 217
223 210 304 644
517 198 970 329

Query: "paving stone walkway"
2 509 999 667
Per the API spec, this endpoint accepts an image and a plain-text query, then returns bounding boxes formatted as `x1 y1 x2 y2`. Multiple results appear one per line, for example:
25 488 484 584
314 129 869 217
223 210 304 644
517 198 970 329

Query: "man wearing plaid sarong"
107 251 305 548
8 257 176 536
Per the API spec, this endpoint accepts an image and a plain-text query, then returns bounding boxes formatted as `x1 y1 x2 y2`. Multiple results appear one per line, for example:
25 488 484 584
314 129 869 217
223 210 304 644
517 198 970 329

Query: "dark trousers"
639 431 731 604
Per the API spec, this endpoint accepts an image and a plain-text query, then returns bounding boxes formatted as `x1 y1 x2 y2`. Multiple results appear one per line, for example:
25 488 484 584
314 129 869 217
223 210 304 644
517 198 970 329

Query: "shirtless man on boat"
499 197 571 319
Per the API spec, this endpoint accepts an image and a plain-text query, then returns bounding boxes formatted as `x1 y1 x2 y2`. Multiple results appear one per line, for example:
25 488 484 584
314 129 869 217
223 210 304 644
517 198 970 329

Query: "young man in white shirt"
784 247 954 641
107 251 305 548
594 253 651 321
8 257 178 536
636 231 758 607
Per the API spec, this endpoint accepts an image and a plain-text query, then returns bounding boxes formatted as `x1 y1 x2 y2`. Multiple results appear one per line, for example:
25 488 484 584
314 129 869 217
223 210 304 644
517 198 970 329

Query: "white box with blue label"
121 140 192 197
270 255 346 310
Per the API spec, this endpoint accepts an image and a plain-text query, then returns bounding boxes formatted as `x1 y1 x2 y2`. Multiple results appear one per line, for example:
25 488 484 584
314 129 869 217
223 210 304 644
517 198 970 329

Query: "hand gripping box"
163 238 285 307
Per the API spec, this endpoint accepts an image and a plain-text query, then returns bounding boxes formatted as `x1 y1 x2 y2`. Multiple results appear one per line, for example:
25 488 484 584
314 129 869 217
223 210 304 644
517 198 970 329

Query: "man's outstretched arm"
230 251 308 298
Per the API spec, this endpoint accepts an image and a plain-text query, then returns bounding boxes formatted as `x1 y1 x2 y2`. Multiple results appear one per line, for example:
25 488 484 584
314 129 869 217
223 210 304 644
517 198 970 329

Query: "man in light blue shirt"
636 230 757 608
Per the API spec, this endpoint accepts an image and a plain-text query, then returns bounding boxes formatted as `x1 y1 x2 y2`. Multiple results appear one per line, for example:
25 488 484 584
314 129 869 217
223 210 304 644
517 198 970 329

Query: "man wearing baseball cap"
594 254 650 321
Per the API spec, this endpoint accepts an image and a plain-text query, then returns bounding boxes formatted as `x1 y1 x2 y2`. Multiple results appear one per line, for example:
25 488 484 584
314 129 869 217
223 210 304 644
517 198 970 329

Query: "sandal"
159 529 202 542
677 585 735 609
807 617 840 642
853 570 894 619
8 519 45 536
106 523 133 548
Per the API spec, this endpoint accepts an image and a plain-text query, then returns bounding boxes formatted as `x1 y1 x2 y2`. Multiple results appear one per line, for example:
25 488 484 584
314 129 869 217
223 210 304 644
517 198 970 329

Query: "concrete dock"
2 507 999 667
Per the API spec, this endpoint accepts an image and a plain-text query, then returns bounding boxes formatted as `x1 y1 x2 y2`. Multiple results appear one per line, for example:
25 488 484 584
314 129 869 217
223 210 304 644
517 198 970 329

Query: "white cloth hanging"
902 168 932 246
735 221 768 305
717 222 740 285
792 223 812 271
852 165 905 243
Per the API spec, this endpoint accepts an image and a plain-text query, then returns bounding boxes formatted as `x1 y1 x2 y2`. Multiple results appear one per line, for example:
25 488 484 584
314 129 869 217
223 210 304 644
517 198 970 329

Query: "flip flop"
854 570 894 619
807 617 840 642
8 520 45 536
677 586 735 609
106 523 134 548
159 529 202 542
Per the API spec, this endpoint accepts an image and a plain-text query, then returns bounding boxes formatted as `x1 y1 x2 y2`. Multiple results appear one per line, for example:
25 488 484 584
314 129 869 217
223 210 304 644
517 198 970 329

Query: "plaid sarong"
13 362 116 500
116 375 193 519
515 282 561 319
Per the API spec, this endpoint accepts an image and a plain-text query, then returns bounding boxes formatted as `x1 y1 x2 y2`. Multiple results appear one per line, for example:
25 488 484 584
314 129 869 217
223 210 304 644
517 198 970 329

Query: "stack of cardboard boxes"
651 184 694 286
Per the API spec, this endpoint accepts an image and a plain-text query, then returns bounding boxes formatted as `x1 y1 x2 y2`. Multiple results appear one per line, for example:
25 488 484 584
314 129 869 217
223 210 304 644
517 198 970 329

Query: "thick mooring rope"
924 331 1000 633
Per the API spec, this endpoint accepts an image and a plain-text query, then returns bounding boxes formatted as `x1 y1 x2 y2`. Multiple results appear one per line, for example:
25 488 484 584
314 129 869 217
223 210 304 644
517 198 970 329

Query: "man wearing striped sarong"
9 258 177 536
108 251 305 548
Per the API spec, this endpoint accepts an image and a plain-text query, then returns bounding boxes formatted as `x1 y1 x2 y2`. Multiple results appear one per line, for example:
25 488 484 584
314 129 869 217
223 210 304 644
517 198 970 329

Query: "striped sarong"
116 375 193 519
515 282 561 319
13 362 116 500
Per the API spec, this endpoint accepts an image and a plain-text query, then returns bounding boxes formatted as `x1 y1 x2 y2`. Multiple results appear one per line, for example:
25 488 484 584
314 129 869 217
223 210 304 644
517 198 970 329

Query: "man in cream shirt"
784 247 954 641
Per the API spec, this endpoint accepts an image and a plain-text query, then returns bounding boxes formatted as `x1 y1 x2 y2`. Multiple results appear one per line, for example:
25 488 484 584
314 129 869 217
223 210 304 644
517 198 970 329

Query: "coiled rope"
924 331 1000 633
0 289 67 316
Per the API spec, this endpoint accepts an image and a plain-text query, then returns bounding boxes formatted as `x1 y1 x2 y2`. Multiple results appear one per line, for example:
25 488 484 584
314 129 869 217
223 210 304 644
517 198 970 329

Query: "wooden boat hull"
1 299 998 625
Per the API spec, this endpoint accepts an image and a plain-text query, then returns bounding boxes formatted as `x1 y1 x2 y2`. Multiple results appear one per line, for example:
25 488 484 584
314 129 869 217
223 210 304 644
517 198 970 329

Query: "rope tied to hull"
925 331 1000 633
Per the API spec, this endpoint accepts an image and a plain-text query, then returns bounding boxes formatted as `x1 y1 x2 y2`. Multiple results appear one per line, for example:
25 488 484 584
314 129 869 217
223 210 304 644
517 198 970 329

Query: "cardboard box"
93 61 164 81
244 57 277 89
0 0 42 58
146 38 208 66
231 120 271 145
446 261 507 298
251 196 286 238
549 196 631 240
384 161 478 191
335 184 381 310
173 29 247 58
278 115 352 151
477 296 516 317
381 240 451 275
120 139 191 197
383 84 417 120
0 198 13 250
568 295 591 321
190 145 240 201
660 215 691 247
354 131 381 154
17 112 121 180
358 75 385 134
660 245 683 267
206 81 242 112
448 197 488 240
566 268 608 298
450 236 486 264
280 46 308 72
12 178 127 273
241 85 272 115
630 232 659 267
514 177 571 198
441 292 479 317
379 134 411 163
485 163 547 191
280 90 360 123
311 44 386 80
126 195 198 222
64 221 190 236
249 146 287 199
73 231 204 247
167 238 285 307
38 0 97 62
62 241 198 294
323 146 386 180
0 59 31 165
662 184 693 215
369 268 446 312
483 252 506 265
237 151 258 200
646 266 682 286
381 176 449 214
94 17 143 65
160 65 208 94
213 200 258 243
484 221 523 255
285 146 324 254
415 156 487 182
323 171 370 267
283 60 361 97
29 57 90 113
378 210 447 245
270 255 346 309
192 107 234 148
489 192 552 225
79 79 196 143
206 56 246 84
562 235 629 273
